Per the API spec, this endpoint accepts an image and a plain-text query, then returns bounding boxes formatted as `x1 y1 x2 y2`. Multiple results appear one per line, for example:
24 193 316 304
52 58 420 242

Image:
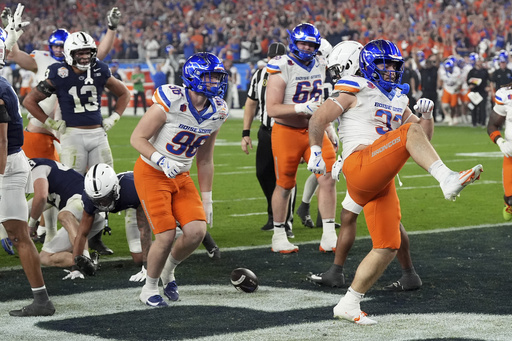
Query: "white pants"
0 150 30 222
59 127 114 175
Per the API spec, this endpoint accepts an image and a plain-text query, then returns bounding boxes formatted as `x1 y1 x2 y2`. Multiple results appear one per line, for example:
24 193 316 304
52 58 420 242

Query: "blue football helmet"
0 27 6 42
48 29 69 61
468 52 479 66
444 59 454 73
287 23 321 62
359 39 404 93
182 52 228 98
499 50 508 63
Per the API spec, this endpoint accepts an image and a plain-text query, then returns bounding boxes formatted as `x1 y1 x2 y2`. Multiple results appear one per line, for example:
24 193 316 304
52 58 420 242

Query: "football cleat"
440 164 483 201
1 237 14 255
319 230 337 252
297 202 314 228
206 246 221 260
140 286 168 307
271 233 299 253
503 205 512 221
9 301 55 317
202 232 221 260
285 223 295 239
383 274 422 291
163 280 179 301
333 307 377 325
307 271 345 287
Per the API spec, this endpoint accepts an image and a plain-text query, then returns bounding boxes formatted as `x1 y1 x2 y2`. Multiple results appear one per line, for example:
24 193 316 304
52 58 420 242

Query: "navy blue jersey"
82 171 140 215
46 60 111 127
0 76 23 154
28 158 84 210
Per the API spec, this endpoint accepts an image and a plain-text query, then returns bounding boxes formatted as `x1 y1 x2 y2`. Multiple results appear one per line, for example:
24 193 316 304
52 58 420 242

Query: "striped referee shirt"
247 67 273 128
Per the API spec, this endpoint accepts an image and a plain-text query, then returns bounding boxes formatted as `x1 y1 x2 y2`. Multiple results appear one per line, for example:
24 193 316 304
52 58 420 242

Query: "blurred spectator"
131 65 147 116
106 62 124 116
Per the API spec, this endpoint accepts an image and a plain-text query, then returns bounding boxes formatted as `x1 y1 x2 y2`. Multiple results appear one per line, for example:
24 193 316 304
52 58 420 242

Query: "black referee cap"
268 42 286 58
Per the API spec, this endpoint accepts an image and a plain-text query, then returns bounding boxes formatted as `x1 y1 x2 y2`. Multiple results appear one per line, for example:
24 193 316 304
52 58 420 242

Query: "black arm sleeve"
0 105 11 123
36 80 56 97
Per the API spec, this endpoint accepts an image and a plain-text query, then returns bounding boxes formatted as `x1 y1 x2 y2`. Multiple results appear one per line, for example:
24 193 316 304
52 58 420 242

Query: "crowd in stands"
8 0 512 64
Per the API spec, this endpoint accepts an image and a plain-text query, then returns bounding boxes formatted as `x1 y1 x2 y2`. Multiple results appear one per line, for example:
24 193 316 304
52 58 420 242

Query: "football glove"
103 112 120 131
157 157 184 178
107 7 121 30
1 7 11 28
414 98 434 120
325 124 339 151
129 265 147 282
331 155 344 182
202 191 213 228
497 137 512 158
44 117 66 134
307 145 326 175
62 269 84 280
294 97 321 116
4 4 29 51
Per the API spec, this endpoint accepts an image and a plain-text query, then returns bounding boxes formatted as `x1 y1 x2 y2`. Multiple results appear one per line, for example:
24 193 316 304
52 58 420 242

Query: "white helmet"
84 163 120 212
63 31 97 71
318 38 333 58
327 40 364 82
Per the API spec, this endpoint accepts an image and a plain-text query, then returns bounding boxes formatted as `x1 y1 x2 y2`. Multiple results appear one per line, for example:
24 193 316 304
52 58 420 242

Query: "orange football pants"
22 130 60 161
133 157 206 235
271 123 336 189
441 89 458 107
343 123 413 249
503 156 512 198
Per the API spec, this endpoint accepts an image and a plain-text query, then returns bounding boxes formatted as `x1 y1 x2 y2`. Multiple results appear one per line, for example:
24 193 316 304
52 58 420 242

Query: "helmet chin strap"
84 67 93 85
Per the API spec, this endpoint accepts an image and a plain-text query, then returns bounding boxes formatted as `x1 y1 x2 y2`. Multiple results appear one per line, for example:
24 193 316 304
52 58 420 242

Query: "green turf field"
0 117 506 266
1 117 511 340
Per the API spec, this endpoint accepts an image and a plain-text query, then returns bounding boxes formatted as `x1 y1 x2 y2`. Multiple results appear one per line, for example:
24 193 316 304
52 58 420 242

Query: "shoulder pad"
333 75 365 94
152 85 184 112
494 87 510 105
266 55 288 75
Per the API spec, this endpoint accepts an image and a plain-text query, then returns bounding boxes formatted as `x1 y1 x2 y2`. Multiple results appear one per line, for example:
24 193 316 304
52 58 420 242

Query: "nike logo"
145 295 168 307
94 68 101 72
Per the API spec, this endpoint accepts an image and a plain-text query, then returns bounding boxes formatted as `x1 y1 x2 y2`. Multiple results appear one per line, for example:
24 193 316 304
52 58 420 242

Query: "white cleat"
440 164 483 201
319 230 337 252
271 233 299 253
333 304 377 325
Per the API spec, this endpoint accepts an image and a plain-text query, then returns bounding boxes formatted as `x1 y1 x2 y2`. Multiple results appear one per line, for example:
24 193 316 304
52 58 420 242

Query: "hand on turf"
129 265 146 282
62 269 84 280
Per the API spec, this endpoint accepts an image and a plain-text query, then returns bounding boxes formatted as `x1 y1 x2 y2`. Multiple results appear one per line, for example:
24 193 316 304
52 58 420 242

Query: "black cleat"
297 202 314 228
383 275 422 291
88 232 114 255
9 301 55 317
202 231 221 260
284 223 295 238
261 222 274 231
307 271 345 287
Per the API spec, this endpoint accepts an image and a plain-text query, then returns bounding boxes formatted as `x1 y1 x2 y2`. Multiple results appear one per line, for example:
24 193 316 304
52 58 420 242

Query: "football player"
131 52 228 307
0 4 55 317
307 40 422 292
4 7 122 248
266 23 337 253
308 39 482 324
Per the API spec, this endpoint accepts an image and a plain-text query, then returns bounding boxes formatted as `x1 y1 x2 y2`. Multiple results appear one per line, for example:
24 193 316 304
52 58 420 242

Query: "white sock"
322 219 336 233
161 254 181 285
428 160 453 184
145 276 159 291
302 174 318 204
273 222 286 236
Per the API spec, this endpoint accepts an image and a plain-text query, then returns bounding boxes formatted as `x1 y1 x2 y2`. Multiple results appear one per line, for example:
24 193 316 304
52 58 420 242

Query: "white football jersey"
29 50 61 124
141 85 229 173
333 75 410 160
438 66 462 94
493 86 512 141
266 54 326 104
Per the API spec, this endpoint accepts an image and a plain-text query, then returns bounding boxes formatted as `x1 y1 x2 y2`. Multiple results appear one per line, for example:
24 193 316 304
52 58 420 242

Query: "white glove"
62 269 84 280
294 97 322 116
151 152 184 178
202 191 213 227
497 137 512 157
129 265 147 282
1 7 11 28
44 117 66 134
325 124 339 151
307 145 326 175
414 98 434 119
4 4 29 51
331 155 344 182
103 112 120 131
107 7 121 30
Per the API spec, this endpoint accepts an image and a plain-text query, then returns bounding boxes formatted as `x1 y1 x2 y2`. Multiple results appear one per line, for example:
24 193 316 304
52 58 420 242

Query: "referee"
241 42 295 236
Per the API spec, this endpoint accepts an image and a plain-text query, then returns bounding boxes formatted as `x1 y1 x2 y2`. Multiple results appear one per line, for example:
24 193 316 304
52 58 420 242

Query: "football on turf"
230 268 259 293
